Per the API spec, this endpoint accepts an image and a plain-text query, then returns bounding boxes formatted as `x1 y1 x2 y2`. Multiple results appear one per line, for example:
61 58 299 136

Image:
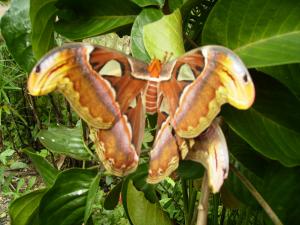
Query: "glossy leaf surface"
143 9 185 60
225 128 268 178
23 148 58 186
37 125 92 160
131 8 163 62
202 0 300 68
0 0 36 71
177 160 204 180
39 168 98 225
259 63 300 100
9 189 47 225
121 164 158 225
222 73 300 166
30 0 57 59
130 0 165 8
84 173 101 224
104 181 123 210
54 0 140 40
127 180 172 225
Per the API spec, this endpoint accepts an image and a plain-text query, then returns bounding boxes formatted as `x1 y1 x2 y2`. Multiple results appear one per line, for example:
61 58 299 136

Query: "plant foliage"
1 0 299 225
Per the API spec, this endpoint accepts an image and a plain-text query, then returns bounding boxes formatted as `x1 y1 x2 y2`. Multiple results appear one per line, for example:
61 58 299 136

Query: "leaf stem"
64 98 73 126
230 164 284 225
187 186 197 225
196 172 210 225
181 178 189 225
212 194 219 225
49 94 63 124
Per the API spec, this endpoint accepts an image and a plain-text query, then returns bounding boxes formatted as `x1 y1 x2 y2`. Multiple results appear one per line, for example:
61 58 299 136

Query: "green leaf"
121 164 158 225
16 178 26 192
250 73 300 134
224 164 262 208
0 149 14 165
259 64 300 100
30 0 57 59
224 107 300 166
143 9 185 60
37 125 92 160
130 163 158 203
54 0 140 40
131 8 163 62
177 160 204 180
202 0 300 68
104 181 123 210
83 173 101 224
222 73 300 166
0 0 36 71
39 168 98 225
126 180 172 225
23 148 58 186
169 0 184 12
130 0 165 8
226 163 300 225
225 127 269 178
9 189 47 225
261 166 300 225
10 161 28 169
27 177 37 190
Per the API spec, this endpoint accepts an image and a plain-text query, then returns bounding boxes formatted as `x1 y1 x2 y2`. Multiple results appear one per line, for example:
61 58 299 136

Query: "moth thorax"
147 59 162 78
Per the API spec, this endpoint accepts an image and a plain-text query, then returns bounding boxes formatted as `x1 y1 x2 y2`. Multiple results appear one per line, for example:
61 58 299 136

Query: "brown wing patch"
91 115 139 177
147 118 179 184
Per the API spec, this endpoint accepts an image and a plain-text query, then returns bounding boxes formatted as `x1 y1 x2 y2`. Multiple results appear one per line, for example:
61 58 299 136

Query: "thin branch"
27 93 41 130
22 85 34 145
187 187 197 225
6 93 24 146
212 194 219 225
65 98 73 126
220 206 226 225
196 172 210 225
184 34 199 48
50 151 58 170
49 94 63 124
230 164 284 225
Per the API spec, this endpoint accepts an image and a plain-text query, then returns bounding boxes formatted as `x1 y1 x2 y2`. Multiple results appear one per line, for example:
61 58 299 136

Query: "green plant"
1 0 300 225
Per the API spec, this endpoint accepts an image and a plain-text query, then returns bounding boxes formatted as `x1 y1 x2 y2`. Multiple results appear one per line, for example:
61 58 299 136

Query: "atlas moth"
28 43 255 192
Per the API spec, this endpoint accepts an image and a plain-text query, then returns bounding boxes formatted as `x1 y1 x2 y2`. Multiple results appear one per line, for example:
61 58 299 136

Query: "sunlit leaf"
30 0 57 59
37 125 92 160
9 189 47 225
126 180 172 225
84 173 101 224
0 0 36 71
131 8 163 62
39 168 98 225
10 161 28 169
121 164 158 225
202 0 300 67
23 148 58 186
143 9 185 60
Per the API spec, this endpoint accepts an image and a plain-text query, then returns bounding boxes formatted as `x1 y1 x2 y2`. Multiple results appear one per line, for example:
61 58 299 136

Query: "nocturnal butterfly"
27 43 255 183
